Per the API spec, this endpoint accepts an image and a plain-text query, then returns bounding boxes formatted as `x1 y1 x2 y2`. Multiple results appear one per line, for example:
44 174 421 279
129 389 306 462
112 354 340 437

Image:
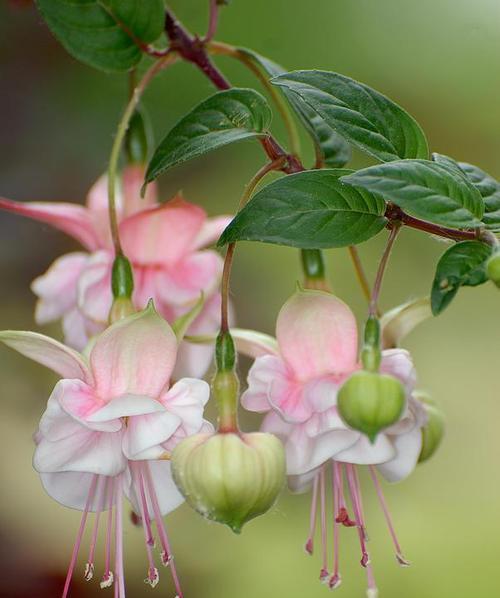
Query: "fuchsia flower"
241 289 427 595
0 166 231 377
0 304 212 597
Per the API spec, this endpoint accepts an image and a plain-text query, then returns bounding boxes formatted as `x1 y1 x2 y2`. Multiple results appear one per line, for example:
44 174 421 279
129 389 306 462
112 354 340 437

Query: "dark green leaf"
218 169 387 249
36 0 165 72
272 70 429 163
341 159 484 229
239 50 351 167
458 162 500 231
431 241 492 315
145 89 272 184
431 152 464 175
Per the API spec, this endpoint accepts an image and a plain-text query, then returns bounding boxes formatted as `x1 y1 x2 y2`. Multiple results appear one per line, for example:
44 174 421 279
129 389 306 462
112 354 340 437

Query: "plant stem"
204 0 219 42
369 223 401 316
220 157 286 333
348 245 372 304
107 52 177 255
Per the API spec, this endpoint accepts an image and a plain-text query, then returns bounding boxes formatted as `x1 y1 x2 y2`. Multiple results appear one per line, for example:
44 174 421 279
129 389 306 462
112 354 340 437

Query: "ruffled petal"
122 411 181 460
31 252 88 324
77 251 113 324
380 348 417 392
0 330 90 381
288 469 320 494
0 196 100 250
377 424 423 482
334 434 396 465
90 304 177 398
191 215 233 250
277 290 358 380
86 394 166 422
231 328 279 359
159 378 210 436
39 471 110 511
120 197 206 266
62 307 94 351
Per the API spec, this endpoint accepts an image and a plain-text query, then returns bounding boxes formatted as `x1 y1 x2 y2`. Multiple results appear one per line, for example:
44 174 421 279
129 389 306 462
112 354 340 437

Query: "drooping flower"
0 166 231 377
240 289 427 596
0 304 212 597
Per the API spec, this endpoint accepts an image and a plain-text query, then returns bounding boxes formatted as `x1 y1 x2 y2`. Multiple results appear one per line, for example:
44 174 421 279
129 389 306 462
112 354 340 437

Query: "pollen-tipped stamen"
85 476 106 581
101 477 115 589
319 467 329 582
62 474 98 598
305 473 319 555
333 462 356 527
114 480 126 598
368 465 410 567
329 462 342 590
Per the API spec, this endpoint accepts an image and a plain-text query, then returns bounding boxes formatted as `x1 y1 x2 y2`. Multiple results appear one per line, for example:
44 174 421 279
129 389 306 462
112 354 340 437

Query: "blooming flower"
0 304 212 597
240 289 427 595
0 166 231 377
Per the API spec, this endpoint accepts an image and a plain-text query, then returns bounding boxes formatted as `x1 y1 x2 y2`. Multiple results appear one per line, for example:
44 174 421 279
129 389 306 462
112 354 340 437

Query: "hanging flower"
0 304 212 597
240 289 427 595
0 166 231 377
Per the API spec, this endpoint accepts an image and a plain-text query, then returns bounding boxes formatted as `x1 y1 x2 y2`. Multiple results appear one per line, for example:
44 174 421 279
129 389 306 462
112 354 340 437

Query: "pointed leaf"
36 0 166 72
431 241 492 315
272 70 428 163
218 169 387 249
458 162 500 231
341 159 484 229
145 89 272 184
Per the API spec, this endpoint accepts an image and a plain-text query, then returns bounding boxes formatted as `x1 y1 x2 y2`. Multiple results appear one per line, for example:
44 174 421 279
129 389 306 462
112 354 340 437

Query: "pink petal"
31 252 89 324
62 307 95 351
90 304 177 399
277 290 358 380
77 251 113 324
380 349 417 392
155 250 223 306
87 394 166 422
377 425 423 482
159 378 210 436
121 165 158 215
191 215 233 250
85 173 119 249
40 471 109 511
0 196 100 250
122 411 181 460
0 330 90 380
119 197 206 266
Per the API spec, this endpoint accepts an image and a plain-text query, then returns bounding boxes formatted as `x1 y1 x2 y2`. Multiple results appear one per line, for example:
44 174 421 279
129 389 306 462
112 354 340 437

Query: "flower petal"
0 197 100 250
191 215 233 250
380 348 417 392
276 290 358 380
231 328 279 358
120 197 206 266
377 425 423 482
62 308 95 351
122 165 158 215
39 471 110 511
77 251 113 324
334 434 396 465
31 252 89 324
122 411 181 460
87 394 166 422
160 378 210 436
90 304 177 398
287 469 319 494
0 330 90 380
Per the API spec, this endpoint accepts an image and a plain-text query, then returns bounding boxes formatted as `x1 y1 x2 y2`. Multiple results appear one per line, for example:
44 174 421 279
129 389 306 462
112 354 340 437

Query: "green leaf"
145 88 272 184
239 50 351 168
341 159 484 229
218 169 387 249
431 152 464 175
431 241 492 315
36 0 165 72
458 162 500 231
271 70 429 163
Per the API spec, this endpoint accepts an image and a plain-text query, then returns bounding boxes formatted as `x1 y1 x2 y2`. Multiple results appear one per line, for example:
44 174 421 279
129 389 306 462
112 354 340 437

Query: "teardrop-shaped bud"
171 432 286 533
487 253 500 288
337 371 406 442
415 391 445 463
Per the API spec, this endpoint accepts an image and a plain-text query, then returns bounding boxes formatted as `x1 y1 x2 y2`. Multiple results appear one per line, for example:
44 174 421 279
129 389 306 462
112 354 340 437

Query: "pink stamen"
85 475 106 581
319 467 329 582
368 466 410 567
132 463 159 588
62 474 98 598
329 462 342 590
114 478 126 598
305 472 319 555
333 462 356 527
101 477 115 589
143 462 184 598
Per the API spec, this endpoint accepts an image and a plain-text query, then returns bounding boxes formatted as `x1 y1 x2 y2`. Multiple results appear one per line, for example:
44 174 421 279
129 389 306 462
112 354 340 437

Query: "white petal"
86 394 165 422
287 468 320 494
122 411 181 460
39 471 112 511
377 425 423 483
160 378 210 436
335 434 396 465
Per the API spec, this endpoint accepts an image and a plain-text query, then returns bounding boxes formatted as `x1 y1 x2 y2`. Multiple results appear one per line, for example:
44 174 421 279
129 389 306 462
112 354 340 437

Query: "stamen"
132 463 159 587
101 477 115 589
333 462 355 527
85 475 106 581
304 472 319 555
368 465 410 567
329 462 341 590
62 474 98 598
143 463 184 598
114 478 126 598
319 467 329 582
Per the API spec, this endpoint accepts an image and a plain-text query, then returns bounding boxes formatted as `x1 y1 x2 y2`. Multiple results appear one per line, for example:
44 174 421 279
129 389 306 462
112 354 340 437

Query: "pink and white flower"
0 166 231 377
240 289 427 595
0 304 212 597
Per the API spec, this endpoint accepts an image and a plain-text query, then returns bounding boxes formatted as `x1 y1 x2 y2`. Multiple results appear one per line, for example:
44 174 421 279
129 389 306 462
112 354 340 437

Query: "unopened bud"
338 371 406 442
171 432 286 533
125 106 152 166
415 391 445 463
111 254 134 299
487 253 500 288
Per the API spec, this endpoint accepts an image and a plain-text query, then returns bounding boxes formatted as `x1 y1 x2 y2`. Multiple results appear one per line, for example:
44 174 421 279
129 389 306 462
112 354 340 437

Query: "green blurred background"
1 1 500 596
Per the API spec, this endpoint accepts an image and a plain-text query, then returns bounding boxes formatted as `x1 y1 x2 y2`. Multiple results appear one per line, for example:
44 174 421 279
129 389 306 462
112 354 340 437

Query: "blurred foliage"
1 1 500 597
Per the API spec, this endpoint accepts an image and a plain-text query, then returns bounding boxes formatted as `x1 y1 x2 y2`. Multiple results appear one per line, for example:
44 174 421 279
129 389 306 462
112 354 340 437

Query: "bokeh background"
1 1 500 596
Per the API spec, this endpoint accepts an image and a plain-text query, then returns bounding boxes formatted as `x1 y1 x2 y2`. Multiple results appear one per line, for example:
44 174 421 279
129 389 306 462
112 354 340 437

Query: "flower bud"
337 371 406 442
487 253 500 288
125 106 152 166
415 391 445 463
171 432 286 533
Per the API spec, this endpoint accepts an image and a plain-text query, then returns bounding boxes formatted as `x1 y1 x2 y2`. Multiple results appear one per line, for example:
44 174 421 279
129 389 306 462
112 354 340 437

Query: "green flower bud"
125 106 152 166
171 432 286 534
415 391 445 463
487 253 500 288
111 254 134 299
338 371 406 442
